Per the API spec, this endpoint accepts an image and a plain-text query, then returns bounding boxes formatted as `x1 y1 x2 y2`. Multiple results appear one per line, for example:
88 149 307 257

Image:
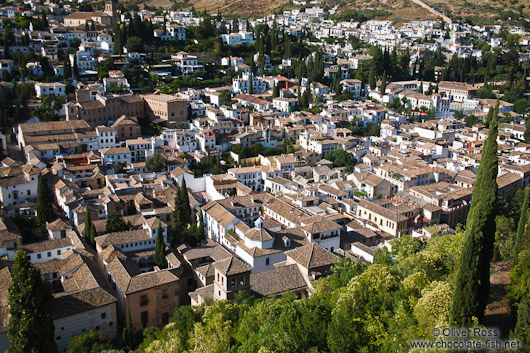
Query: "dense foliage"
323 149 357 173
138 231 472 352
105 211 131 234
451 106 499 326
8 248 57 353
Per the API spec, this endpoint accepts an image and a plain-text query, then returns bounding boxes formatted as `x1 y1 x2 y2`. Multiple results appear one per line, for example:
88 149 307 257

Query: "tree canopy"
146 153 168 173
8 247 56 353
105 211 131 234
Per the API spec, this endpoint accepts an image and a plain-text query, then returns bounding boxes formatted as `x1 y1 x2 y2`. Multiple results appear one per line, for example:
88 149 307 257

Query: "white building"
0 165 40 207
232 73 268 94
100 147 132 167
221 31 254 46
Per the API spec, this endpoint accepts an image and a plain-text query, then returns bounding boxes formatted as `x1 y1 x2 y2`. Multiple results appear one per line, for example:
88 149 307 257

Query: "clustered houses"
0 0 528 350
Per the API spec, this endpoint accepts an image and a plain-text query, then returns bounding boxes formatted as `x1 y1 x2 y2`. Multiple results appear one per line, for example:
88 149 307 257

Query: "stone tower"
104 1 117 25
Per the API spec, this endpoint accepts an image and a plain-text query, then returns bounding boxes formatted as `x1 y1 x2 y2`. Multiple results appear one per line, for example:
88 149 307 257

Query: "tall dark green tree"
63 57 72 79
173 179 191 242
369 67 376 91
380 71 387 94
8 248 57 353
36 174 53 225
89 223 96 248
513 285 530 349
73 53 79 80
450 105 499 326
154 223 166 268
180 179 191 226
514 187 530 263
105 211 130 233
198 211 206 244
84 205 93 244
122 307 133 347
3 30 10 60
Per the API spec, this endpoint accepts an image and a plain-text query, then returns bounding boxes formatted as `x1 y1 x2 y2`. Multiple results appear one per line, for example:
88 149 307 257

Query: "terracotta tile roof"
46 218 72 232
95 229 151 248
213 256 252 276
285 243 336 270
245 228 273 241
250 264 307 297
22 237 73 253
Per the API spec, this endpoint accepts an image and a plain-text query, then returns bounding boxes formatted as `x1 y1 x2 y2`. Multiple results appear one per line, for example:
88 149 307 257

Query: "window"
37 254 41 259
47 252 51 257
265 258 270 266
162 289 168 299
140 294 148 306
101 312 106 319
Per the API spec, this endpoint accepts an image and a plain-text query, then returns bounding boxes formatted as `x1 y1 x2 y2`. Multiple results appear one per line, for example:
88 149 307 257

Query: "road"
410 0 452 24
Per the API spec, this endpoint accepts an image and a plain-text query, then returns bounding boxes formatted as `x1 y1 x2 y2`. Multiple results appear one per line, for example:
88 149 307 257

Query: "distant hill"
141 0 529 25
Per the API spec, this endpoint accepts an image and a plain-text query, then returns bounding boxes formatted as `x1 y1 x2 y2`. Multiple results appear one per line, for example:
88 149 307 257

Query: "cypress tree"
198 211 206 244
122 307 133 347
514 187 530 262
8 247 57 353
369 67 376 91
3 30 10 60
89 223 96 248
173 190 183 236
272 82 278 98
36 174 52 225
450 105 499 326
84 205 92 242
180 179 191 226
154 223 166 268
380 71 387 94
63 57 72 79
513 285 530 348
73 53 79 80
248 73 253 94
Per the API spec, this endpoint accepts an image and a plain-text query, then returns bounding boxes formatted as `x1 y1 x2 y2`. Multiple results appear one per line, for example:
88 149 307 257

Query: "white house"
100 147 132 167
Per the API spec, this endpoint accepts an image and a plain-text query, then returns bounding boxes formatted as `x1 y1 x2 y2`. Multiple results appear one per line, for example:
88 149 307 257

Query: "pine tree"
450 105 499 326
36 174 52 225
154 223 166 268
8 248 57 353
514 187 530 262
